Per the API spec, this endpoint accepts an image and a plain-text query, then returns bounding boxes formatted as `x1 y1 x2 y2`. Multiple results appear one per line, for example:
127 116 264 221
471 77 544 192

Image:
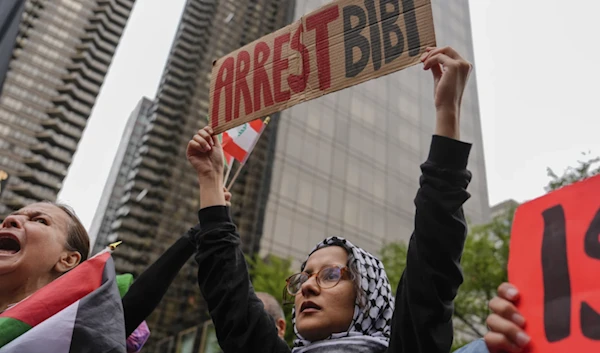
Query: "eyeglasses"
285 265 352 296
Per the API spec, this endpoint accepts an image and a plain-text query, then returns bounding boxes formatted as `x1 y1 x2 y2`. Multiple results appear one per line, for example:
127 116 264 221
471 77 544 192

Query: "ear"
54 250 82 274
276 318 286 339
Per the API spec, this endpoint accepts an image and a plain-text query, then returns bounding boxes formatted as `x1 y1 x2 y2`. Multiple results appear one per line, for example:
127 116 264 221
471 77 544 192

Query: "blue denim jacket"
454 339 489 353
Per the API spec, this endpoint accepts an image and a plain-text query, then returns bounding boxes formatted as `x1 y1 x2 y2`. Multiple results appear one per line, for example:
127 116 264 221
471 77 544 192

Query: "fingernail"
506 288 518 299
516 332 530 347
420 52 428 61
512 313 525 326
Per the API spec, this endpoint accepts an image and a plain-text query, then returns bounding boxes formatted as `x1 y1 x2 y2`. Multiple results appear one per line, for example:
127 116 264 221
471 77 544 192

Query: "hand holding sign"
506 174 600 352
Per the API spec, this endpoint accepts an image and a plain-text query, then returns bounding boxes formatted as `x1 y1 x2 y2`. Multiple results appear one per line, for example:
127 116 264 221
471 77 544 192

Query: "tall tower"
258 0 491 263
0 0 136 218
88 97 152 252
91 0 295 346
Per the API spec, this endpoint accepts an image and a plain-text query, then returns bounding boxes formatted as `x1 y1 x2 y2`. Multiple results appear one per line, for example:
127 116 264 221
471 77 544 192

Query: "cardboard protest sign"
508 174 600 352
209 0 436 133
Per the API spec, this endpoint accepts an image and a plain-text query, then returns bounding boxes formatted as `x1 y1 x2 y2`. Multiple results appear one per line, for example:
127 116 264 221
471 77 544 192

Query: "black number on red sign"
541 205 572 342
541 204 600 342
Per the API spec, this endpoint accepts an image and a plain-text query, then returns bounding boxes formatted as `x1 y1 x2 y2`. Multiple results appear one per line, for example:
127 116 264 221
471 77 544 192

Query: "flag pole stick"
226 116 271 190
223 159 233 185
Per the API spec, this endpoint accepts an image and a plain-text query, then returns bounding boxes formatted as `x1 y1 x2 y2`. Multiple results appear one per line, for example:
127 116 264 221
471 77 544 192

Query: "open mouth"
300 301 321 313
0 234 21 255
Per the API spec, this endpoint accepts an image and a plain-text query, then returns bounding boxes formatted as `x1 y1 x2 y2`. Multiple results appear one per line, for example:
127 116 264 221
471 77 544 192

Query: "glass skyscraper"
259 0 490 263
0 0 136 218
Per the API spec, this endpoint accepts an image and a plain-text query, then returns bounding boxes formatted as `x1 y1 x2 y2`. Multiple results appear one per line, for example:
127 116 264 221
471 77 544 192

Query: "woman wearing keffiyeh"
190 46 476 353
290 237 394 353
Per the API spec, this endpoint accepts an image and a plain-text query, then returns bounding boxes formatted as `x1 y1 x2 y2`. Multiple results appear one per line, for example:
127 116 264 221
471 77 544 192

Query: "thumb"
431 63 443 85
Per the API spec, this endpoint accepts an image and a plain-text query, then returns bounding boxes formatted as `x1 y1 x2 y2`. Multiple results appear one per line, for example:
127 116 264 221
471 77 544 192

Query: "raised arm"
387 46 474 353
187 127 290 353
121 188 231 337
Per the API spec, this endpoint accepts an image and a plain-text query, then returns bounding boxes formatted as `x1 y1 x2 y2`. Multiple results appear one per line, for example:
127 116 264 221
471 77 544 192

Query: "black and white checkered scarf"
291 237 394 353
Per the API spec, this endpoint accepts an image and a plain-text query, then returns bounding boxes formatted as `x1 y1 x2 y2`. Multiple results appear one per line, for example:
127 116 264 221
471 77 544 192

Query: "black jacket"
194 135 472 353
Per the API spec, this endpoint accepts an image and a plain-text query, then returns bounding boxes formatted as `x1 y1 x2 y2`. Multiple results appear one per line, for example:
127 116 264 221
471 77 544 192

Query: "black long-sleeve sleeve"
122 224 200 336
387 135 472 353
194 207 291 353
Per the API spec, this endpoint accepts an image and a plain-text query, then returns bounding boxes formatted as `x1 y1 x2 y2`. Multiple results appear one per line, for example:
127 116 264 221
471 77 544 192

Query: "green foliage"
379 242 408 295
247 254 295 347
546 152 600 192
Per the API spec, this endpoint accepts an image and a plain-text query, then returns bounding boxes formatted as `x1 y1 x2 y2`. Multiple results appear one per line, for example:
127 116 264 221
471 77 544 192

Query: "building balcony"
127 206 158 225
87 10 124 38
145 122 174 141
155 90 188 112
40 118 82 140
102 0 132 20
84 24 120 51
16 172 61 194
138 196 162 212
77 37 114 65
56 82 96 107
153 104 180 122
163 73 194 92
1 191 34 211
93 4 128 28
10 181 57 201
36 130 77 153
53 95 91 118
47 105 87 128
22 155 68 179
144 144 173 163
30 143 72 165
141 134 178 153
136 168 163 186
65 62 104 86
164 65 190 81
72 51 109 75
111 217 154 236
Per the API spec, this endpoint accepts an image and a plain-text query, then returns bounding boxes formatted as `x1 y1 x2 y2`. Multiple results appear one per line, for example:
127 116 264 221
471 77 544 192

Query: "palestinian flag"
0 249 127 352
221 118 264 163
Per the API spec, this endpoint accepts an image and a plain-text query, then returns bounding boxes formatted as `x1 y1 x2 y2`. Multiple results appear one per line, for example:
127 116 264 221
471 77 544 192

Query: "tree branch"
454 310 486 338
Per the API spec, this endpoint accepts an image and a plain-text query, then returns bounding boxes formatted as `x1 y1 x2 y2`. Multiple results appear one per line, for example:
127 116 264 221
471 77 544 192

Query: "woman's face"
294 246 357 342
0 203 76 283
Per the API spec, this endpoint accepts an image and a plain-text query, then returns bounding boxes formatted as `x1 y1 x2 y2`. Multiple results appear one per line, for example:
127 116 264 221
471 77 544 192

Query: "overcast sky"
58 0 600 230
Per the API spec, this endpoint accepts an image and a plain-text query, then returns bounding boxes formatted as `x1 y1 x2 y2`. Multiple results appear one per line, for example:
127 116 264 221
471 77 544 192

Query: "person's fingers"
489 296 525 327
486 313 530 348
194 131 212 151
498 282 521 302
192 135 211 152
188 140 203 153
420 47 434 62
423 53 472 77
423 53 452 71
224 191 232 202
484 331 523 353
424 46 463 61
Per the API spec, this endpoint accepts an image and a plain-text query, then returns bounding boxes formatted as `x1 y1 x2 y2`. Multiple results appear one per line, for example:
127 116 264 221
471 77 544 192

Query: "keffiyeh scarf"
292 237 395 353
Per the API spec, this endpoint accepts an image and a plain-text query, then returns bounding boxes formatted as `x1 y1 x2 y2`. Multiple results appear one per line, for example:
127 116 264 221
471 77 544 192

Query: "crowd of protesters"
0 46 530 353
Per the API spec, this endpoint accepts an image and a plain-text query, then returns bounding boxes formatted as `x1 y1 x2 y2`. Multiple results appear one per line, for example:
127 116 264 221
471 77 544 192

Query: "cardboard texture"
209 0 436 133
508 174 600 352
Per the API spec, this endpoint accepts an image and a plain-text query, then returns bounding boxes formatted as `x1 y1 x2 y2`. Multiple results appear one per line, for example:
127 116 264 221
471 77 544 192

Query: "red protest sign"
508 174 600 352
208 0 436 134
